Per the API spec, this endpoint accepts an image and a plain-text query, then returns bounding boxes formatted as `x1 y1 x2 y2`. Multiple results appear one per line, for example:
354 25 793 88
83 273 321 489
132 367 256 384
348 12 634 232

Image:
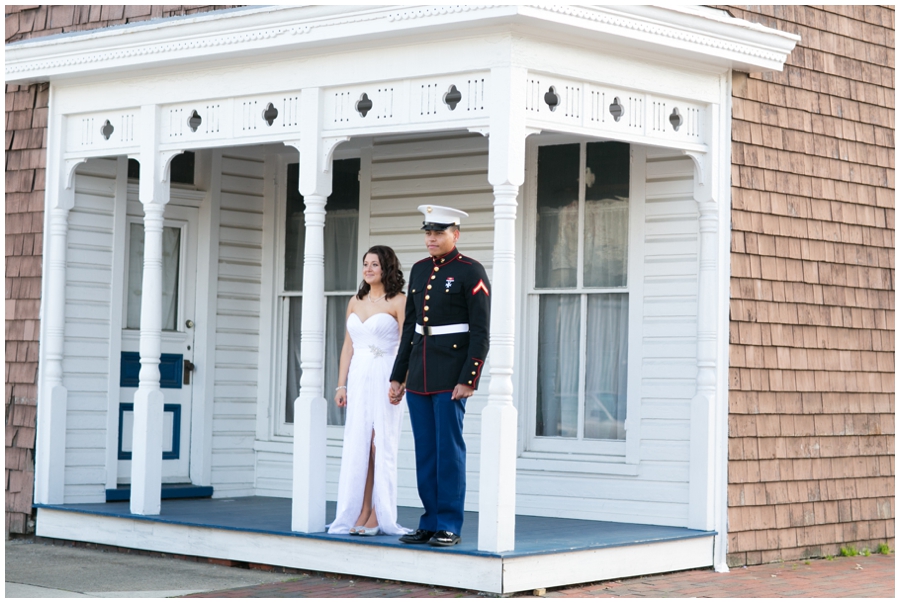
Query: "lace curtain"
126 223 181 331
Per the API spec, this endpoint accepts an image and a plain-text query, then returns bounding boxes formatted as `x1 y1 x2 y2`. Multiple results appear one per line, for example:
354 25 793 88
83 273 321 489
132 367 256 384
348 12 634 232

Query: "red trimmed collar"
432 247 460 265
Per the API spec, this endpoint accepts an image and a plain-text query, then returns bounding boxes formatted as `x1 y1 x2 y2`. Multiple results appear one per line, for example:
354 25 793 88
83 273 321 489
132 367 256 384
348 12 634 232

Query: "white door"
117 204 199 484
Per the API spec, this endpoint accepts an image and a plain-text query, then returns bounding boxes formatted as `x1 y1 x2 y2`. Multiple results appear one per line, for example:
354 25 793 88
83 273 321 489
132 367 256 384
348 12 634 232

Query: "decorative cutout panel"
524 76 582 124
408 75 486 123
324 73 488 130
162 101 225 141
64 109 140 153
526 73 706 148
325 86 399 126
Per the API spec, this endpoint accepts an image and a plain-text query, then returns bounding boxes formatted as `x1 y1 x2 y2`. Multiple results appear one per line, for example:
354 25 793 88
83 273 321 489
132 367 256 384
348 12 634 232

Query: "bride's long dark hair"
356 245 405 300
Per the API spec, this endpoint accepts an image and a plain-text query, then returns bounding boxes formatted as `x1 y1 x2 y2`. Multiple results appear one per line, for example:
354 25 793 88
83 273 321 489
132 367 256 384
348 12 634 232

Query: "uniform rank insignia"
472 279 490 296
445 277 455 290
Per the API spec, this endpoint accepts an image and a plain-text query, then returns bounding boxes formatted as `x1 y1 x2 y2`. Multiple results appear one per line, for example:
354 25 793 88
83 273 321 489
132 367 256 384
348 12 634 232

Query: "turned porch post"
130 105 179 515
34 109 79 504
686 97 723 535
288 88 345 533
477 66 532 553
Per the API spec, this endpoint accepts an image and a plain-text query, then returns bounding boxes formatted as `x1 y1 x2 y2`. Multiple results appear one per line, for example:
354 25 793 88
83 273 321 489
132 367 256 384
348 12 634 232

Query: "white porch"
6 5 797 591
35 497 714 595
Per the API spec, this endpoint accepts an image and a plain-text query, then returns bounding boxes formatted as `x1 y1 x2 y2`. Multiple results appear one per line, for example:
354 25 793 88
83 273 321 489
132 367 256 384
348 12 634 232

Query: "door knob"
183 359 195 386
185 319 195 329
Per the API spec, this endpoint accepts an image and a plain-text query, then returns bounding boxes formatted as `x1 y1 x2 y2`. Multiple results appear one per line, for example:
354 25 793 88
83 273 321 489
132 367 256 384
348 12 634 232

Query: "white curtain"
535 203 578 289
323 210 359 291
126 223 180 331
584 294 628 440
536 295 580 437
584 198 628 288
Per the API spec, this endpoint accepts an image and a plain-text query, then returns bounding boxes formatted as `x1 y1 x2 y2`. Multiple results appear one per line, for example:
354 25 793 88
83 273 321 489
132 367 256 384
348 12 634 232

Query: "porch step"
105 484 213 502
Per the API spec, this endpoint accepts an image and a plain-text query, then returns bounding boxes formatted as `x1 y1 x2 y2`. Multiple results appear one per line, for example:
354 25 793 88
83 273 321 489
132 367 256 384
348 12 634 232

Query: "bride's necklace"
368 292 386 303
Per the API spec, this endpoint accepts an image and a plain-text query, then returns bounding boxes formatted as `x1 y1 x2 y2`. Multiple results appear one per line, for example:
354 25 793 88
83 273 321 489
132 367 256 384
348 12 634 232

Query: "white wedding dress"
327 312 409 535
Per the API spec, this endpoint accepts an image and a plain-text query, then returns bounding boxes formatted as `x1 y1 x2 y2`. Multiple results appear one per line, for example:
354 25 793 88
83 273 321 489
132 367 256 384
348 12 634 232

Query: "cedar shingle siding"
724 5 895 565
4 4 895 564
4 4 242 536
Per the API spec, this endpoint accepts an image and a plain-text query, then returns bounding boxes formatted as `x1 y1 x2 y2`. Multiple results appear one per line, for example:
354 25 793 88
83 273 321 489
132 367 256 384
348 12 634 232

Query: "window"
281 159 361 426
528 141 632 454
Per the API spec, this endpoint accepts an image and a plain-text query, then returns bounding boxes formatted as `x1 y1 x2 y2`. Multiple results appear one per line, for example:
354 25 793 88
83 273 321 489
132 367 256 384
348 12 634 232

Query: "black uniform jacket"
390 248 491 395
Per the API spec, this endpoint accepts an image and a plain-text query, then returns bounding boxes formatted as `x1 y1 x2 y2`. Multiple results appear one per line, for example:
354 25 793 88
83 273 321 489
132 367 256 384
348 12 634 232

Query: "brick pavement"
184 553 894 598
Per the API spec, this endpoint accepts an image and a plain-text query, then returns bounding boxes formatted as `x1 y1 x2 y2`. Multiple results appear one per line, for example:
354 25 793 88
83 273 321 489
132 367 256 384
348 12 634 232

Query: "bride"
327 245 410 536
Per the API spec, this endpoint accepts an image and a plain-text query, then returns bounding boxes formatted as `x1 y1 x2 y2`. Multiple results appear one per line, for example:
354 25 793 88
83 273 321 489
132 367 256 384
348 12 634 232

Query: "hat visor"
421 222 455 231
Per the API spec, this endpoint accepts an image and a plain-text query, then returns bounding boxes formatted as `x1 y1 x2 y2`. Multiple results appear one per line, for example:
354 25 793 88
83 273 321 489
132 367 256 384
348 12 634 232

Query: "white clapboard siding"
63 158 118 503
211 152 266 496
515 149 699 527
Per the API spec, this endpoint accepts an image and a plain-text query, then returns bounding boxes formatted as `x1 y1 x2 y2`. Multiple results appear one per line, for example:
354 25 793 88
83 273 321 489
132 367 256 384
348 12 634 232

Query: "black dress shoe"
428 530 461 547
399 529 435 544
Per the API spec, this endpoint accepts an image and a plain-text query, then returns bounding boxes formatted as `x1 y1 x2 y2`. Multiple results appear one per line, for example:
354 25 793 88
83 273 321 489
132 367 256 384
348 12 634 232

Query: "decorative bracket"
322 136 349 173
64 158 87 189
682 150 705 186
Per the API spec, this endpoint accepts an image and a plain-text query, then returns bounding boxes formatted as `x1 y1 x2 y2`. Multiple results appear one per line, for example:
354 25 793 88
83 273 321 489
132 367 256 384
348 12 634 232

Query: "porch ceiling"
6 5 799 85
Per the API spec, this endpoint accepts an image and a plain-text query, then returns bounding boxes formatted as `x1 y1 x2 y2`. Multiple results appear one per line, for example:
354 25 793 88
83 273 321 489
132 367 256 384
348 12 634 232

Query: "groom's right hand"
389 381 405 405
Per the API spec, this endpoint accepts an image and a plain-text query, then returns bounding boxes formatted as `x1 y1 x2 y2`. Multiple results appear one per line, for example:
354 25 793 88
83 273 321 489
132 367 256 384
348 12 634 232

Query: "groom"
390 205 491 547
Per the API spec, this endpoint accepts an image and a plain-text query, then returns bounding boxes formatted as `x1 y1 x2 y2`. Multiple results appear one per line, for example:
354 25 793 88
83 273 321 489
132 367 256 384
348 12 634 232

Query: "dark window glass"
128 152 195 185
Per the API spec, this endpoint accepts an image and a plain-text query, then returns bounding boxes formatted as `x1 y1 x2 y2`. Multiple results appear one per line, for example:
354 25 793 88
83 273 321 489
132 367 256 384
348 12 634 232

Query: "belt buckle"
425 325 433 336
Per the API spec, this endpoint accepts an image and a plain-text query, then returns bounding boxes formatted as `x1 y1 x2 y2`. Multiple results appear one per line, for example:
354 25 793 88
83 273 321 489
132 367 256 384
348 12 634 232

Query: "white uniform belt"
416 323 469 336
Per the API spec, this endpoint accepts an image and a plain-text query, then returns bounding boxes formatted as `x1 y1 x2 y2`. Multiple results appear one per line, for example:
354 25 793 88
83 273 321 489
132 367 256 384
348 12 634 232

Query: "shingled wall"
724 5 895 565
4 4 242 537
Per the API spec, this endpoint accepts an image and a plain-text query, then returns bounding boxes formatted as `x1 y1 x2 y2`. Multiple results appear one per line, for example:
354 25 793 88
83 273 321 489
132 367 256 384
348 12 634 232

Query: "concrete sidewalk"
5 538 295 598
6 537 894 598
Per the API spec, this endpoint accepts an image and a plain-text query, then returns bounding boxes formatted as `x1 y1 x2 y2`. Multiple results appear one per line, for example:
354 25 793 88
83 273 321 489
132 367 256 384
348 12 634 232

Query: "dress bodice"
347 312 400 358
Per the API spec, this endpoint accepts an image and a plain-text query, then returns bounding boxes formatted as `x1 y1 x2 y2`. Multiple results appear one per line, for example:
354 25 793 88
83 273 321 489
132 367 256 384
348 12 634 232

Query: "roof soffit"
6 5 799 85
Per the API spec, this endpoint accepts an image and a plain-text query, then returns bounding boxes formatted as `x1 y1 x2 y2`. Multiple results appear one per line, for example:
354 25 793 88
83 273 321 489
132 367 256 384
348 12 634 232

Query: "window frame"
270 152 366 439
520 135 645 465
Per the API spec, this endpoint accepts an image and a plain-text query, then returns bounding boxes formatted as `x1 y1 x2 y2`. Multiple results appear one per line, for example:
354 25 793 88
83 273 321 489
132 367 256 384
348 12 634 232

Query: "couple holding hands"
326 205 491 547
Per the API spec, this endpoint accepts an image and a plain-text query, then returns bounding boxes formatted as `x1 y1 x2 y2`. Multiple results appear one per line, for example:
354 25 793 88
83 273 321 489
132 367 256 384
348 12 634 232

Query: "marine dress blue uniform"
391 226 490 541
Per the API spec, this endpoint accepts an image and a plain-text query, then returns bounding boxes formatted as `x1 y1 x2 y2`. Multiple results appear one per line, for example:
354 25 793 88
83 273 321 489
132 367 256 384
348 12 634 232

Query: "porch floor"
35 497 715 593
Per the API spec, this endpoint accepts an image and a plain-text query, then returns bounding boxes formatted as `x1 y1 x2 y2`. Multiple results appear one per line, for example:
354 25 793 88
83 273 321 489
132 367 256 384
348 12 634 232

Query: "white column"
130 105 174 515
34 106 78 505
686 105 722 533
288 89 343 533
34 207 72 504
477 66 530 553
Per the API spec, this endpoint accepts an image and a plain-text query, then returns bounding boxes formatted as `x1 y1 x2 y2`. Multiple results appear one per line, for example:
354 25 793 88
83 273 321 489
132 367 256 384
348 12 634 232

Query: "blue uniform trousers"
405 391 466 535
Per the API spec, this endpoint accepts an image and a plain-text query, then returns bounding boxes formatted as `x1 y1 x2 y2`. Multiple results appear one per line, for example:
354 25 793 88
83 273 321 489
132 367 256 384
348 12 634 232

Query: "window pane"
584 294 628 440
127 223 181 331
284 159 361 292
324 295 351 426
284 163 306 291
535 294 580 437
535 144 580 289
584 142 629 288
285 297 302 424
324 212 359 291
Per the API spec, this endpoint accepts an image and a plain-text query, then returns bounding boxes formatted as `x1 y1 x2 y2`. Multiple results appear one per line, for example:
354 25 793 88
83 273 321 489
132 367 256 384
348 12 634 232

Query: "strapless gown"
327 312 410 535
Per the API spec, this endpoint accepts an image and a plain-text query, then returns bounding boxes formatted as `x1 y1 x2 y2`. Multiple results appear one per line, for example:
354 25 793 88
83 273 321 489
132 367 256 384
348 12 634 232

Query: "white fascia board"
6 5 798 85
516 5 799 73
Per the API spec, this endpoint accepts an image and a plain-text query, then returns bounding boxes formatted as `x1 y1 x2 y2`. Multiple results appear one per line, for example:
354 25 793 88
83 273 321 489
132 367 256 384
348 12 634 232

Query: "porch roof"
6 5 799 85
